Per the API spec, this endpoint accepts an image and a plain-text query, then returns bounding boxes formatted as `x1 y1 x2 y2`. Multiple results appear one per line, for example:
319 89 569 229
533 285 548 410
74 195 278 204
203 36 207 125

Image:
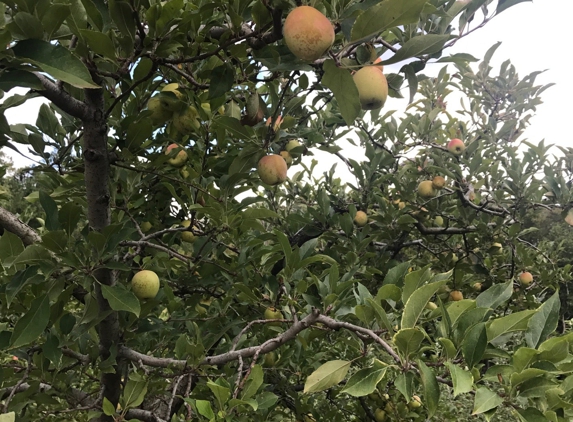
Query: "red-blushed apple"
417 180 436 198
354 210 368 227
131 270 160 300
353 66 388 110
519 271 533 286
447 138 465 155
165 143 188 167
265 115 283 131
283 6 334 61
257 155 288 185
449 290 463 301
373 57 384 72
432 175 446 189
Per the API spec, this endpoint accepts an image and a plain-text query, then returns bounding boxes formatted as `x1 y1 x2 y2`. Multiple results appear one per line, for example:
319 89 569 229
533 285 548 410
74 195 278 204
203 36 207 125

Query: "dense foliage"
1 1 572 421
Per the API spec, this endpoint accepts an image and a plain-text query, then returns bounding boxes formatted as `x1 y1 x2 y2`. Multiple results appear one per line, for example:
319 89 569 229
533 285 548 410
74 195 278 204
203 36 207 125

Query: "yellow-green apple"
147 97 173 125
408 395 422 409
425 301 438 310
257 155 288 185
181 220 197 243
263 351 277 367
131 270 160 300
449 290 463 301
417 180 436 198
353 66 388 110
173 106 201 135
165 143 188 167
519 271 533 286
264 307 283 326
374 408 386 422
354 210 368 227
140 221 152 233
285 139 302 154
162 83 184 99
432 176 446 189
491 242 503 255
283 6 334 61
373 57 383 71
280 150 293 167
472 282 483 292
447 138 465 155
434 216 444 226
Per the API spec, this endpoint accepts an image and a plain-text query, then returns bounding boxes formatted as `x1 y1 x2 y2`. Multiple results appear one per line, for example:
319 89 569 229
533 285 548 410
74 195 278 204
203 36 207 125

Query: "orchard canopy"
2 0 573 421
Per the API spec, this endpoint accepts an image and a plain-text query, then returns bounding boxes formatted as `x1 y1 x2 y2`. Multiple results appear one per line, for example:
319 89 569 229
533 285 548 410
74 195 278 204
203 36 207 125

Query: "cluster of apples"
147 83 202 134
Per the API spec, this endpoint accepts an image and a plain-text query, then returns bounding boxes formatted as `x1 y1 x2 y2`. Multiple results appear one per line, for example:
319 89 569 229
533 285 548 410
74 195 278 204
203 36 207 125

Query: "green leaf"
213 115 253 140
101 284 141 317
402 64 418 104
497 0 531 14
5 266 42 307
109 0 135 39
341 367 387 397
401 279 447 329
209 65 235 99
0 70 43 91
206 380 230 409
241 364 263 400
303 360 351 393
476 281 513 309
472 387 504 415
10 294 50 348
402 265 432 304
123 378 147 409
39 191 60 231
487 310 536 342
351 0 426 42
446 362 474 397
12 244 52 266
41 4 70 38
393 328 424 359
9 12 44 39
382 261 410 285
383 35 451 66
256 391 278 410
59 202 82 235
0 231 25 266
462 322 487 368
195 399 214 419
417 360 440 417
102 397 115 416
321 60 361 125
525 291 560 348
80 29 116 59
242 208 279 219
12 39 99 88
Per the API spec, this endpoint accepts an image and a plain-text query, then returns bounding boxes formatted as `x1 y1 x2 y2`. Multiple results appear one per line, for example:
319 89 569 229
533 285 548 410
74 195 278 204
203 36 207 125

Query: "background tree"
0 1 571 422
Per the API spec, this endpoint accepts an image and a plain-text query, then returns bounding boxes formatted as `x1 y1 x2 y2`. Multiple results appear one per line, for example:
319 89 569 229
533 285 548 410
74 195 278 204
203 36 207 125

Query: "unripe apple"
285 139 302 154
147 97 173 125
131 270 160 300
162 83 184 100
280 150 293 167
472 282 483 292
374 408 386 422
181 220 197 243
519 271 533 286
434 216 444 226
140 221 152 233
257 155 288 185
425 301 438 310
165 143 188 167
353 66 388 110
432 176 446 189
173 106 201 135
354 210 368 227
283 6 335 61
449 290 463 301
263 351 277 367
447 138 465 155
264 307 283 326
408 395 422 409
491 242 503 255
417 180 436 198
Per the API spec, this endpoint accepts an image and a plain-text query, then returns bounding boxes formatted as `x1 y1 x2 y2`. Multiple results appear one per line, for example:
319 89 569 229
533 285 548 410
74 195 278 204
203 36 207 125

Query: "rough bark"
0 206 41 245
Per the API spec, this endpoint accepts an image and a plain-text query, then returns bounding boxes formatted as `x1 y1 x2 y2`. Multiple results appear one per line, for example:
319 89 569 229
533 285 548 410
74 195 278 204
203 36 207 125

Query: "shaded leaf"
322 60 360 125
101 284 141 317
11 295 50 348
418 360 440 417
525 292 560 348
383 35 451 65
304 360 351 393
341 367 387 397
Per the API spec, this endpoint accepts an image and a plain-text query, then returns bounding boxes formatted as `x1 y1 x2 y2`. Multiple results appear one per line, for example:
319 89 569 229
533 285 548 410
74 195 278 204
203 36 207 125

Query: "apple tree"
0 0 571 421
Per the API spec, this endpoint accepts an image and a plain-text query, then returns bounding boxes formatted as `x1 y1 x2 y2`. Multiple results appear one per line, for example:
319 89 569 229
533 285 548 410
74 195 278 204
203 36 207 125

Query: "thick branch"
125 409 167 422
0 206 41 245
35 73 90 120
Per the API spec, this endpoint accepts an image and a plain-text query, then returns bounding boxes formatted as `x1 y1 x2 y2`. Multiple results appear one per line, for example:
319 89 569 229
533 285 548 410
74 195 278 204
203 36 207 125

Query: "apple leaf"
446 362 474 397
393 328 424 359
462 322 487 368
497 0 531 14
476 281 513 309
401 279 447 329
417 360 440 417
383 34 451 66
351 0 427 42
525 291 560 348
341 367 387 397
321 60 360 126
101 284 141 317
472 387 503 415
487 309 535 343
10 295 50 348
12 39 99 88
304 360 351 393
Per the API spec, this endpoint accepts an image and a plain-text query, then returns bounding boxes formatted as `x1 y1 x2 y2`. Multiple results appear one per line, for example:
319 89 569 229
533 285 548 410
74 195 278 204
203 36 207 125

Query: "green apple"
374 408 386 422
181 220 197 243
417 180 436 198
131 270 160 300
173 106 201 135
264 307 283 326
353 66 388 110
140 221 152 233
354 210 368 227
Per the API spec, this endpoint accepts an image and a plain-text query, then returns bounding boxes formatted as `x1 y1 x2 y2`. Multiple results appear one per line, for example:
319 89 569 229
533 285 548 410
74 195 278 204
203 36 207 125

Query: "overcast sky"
2 1 570 175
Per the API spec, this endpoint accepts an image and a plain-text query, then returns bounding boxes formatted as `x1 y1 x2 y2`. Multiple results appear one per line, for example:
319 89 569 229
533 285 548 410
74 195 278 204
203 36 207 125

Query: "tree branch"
34 73 90 120
0 206 41 245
